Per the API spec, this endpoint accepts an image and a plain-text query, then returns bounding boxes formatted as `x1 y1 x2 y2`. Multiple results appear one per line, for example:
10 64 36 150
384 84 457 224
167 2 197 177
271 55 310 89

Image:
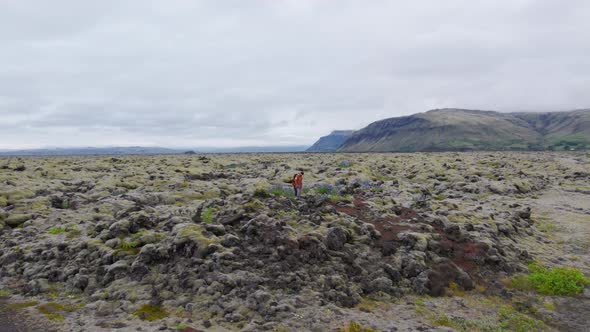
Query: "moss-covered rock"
5 213 32 227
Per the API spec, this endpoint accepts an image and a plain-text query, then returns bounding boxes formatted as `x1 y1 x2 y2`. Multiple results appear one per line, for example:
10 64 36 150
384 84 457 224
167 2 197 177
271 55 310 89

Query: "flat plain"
0 152 589 332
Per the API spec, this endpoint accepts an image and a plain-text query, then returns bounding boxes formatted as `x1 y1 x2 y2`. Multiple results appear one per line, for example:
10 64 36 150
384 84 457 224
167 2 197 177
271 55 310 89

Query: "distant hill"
0 146 181 156
309 109 590 152
306 130 355 152
197 146 309 153
0 145 309 156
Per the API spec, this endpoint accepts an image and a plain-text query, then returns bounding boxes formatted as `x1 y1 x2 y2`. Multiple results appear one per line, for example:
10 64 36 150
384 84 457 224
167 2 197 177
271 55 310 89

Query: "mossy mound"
132 304 169 321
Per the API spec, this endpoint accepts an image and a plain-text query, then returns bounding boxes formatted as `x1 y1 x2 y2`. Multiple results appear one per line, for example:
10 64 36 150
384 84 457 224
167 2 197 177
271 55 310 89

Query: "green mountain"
309 109 590 152
306 130 355 152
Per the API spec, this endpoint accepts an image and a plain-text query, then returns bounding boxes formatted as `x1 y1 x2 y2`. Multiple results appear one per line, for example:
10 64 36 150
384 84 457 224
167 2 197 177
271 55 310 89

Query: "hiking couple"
291 171 304 197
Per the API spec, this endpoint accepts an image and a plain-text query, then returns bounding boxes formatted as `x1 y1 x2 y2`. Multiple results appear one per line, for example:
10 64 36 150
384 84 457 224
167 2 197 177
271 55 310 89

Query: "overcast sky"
1 0 589 149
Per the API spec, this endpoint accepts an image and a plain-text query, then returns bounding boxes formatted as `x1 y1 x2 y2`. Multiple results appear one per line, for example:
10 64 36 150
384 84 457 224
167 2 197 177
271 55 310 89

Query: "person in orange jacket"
293 171 304 197
291 173 299 196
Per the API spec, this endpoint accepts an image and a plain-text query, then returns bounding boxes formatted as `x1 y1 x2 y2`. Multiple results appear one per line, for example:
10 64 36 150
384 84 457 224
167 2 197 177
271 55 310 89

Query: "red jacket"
294 174 303 186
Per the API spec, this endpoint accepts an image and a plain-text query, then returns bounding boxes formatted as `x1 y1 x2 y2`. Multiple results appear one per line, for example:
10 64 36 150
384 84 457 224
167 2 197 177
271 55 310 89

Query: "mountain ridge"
306 130 355 152
308 109 590 152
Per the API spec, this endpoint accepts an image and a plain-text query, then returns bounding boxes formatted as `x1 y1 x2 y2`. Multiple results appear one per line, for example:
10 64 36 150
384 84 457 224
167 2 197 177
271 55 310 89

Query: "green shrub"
201 207 214 224
48 226 66 234
528 263 589 296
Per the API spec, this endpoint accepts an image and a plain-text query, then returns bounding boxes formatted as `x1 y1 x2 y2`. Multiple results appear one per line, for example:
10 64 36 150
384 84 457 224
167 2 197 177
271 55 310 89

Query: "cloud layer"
1 0 589 148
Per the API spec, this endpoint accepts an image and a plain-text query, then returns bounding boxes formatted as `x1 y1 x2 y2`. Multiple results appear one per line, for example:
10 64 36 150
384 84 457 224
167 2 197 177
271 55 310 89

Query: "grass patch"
37 302 82 322
268 185 295 198
543 300 556 311
119 240 140 251
66 225 82 238
243 199 263 212
355 298 386 313
339 321 377 332
329 195 351 203
132 304 169 321
48 226 66 234
498 305 547 332
2 301 38 310
337 161 353 168
315 185 336 195
445 281 466 297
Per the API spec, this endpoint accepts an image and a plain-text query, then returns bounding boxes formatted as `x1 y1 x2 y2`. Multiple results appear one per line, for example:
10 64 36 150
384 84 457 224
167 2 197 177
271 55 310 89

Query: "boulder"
413 258 474 296
5 214 32 227
325 227 349 251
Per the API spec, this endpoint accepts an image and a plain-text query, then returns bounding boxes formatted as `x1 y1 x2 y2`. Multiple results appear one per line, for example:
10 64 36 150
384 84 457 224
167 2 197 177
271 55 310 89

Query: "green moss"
3 301 38 310
119 240 140 251
340 321 378 332
447 214 472 223
37 302 83 321
118 181 138 190
0 289 10 297
446 281 466 297
175 323 190 330
329 195 352 202
132 304 169 321
430 313 459 329
66 225 82 238
48 226 66 234
355 298 386 313
497 305 547 332
543 300 556 311
506 275 534 292
5 213 32 226
243 199 263 212
513 180 532 194
178 224 218 246
271 325 289 332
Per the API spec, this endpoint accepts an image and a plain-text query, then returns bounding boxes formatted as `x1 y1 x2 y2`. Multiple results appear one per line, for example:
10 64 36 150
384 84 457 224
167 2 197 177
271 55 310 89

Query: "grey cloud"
1 0 589 149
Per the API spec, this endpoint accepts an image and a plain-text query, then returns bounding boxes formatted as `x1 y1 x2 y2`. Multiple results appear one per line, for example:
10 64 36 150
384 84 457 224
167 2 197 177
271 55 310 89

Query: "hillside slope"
307 130 355 152
309 109 590 152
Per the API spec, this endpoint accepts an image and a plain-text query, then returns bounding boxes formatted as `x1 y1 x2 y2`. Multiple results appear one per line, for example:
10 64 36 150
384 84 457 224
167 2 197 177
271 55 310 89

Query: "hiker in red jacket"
293 171 304 197
291 174 298 196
